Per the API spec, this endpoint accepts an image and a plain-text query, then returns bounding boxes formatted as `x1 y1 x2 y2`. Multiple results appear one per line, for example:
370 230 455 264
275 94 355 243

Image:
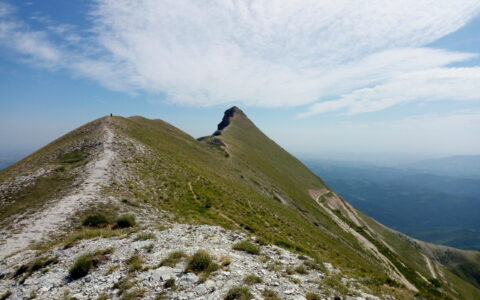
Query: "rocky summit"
0 108 479 300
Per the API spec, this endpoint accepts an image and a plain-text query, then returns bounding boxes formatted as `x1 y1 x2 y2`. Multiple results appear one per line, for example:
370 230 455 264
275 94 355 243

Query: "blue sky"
1 0 480 164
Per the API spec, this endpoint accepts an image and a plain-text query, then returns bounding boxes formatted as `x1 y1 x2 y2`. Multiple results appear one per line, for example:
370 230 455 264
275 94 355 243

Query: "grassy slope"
2 112 478 299
120 110 480 299
0 117 105 224
120 116 388 276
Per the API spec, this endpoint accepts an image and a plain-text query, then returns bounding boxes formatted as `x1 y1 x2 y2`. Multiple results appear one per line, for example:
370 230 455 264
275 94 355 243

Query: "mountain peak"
216 106 245 131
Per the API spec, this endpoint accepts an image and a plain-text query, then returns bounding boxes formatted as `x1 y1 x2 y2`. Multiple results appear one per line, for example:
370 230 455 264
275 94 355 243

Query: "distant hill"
404 155 480 179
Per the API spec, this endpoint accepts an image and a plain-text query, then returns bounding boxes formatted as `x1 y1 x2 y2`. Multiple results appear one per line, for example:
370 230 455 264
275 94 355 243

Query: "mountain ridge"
0 109 479 299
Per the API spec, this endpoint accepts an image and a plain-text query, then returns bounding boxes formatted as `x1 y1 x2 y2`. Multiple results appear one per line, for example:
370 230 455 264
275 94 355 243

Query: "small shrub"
232 241 260 255
303 260 326 272
185 250 217 273
220 256 232 267
113 276 136 295
13 256 58 280
243 274 262 285
120 289 145 300
159 251 187 267
429 278 442 288
224 286 252 300
82 214 109 228
105 264 119 275
69 249 113 279
126 254 143 272
143 243 155 253
295 265 308 274
31 257 58 272
115 215 136 228
164 278 176 289
134 232 156 241
262 289 281 300
285 267 294 275
69 254 93 279
306 293 321 300
60 151 85 164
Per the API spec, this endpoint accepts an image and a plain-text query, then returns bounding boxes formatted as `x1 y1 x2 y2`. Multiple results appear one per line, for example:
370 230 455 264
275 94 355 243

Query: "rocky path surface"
0 224 380 300
0 125 116 261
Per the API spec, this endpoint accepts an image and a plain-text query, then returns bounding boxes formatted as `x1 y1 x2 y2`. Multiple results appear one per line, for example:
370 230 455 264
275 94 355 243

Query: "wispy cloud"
298 67 480 117
1 0 480 112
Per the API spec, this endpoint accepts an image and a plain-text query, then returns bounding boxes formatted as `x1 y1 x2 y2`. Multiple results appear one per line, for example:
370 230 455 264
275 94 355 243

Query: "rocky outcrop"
216 106 243 132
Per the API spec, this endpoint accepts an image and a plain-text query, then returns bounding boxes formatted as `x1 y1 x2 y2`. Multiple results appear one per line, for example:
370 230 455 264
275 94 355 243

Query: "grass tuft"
295 265 308 274
126 254 144 272
159 251 187 267
113 275 136 295
263 289 281 300
69 248 113 279
13 256 59 282
305 293 321 300
164 278 176 289
115 215 136 228
232 241 260 255
120 289 145 300
185 250 217 273
134 232 156 241
82 214 109 228
224 286 252 300
243 274 262 285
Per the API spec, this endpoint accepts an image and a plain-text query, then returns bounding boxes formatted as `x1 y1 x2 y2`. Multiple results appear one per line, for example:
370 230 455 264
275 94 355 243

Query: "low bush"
262 289 281 300
69 254 93 279
13 256 58 279
232 241 260 255
306 293 322 300
220 256 232 267
115 215 136 228
185 250 217 273
224 286 252 300
119 288 145 300
126 254 143 272
295 265 308 274
134 232 156 241
164 278 176 289
69 248 113 279
82 214 109 228
113 275 136 295
160 251 187 267
243 274 262 285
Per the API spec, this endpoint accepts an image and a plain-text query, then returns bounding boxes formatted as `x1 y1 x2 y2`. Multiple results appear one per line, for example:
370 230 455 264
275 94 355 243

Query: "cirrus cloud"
1 0 480 113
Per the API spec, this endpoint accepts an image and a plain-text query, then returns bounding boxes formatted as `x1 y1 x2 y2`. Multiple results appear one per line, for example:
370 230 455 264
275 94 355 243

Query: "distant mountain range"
403 155 480 179
305 160 480 250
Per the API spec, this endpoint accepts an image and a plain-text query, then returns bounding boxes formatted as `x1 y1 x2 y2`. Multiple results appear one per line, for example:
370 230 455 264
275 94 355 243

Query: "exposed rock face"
0 224 379 300
217 106 243 131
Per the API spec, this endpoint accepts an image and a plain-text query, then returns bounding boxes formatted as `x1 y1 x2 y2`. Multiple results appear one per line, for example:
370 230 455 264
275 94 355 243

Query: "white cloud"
0 5 61 64
1 0 480 110
299 67 480 117
87 0 480 107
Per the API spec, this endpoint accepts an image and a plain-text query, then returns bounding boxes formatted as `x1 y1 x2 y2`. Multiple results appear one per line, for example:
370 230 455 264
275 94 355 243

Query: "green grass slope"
112 107 479 299
0 118 105 225
2 109 478 299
